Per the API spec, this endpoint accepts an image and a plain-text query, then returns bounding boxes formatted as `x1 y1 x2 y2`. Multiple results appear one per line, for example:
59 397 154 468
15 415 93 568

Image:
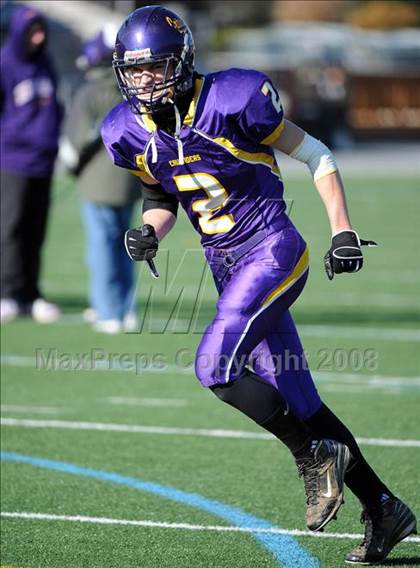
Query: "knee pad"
210 368 288 425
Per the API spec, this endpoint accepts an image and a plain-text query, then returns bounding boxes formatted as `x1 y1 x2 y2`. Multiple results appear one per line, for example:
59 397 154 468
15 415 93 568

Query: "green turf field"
1 173 420 568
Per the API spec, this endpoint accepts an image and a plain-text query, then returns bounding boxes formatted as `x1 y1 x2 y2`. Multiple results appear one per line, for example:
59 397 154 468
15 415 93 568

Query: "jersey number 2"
261 81 282 113
173 173 235 235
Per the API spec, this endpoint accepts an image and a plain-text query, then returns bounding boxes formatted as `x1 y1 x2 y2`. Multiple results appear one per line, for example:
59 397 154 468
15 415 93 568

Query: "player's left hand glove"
125 224 159 261
324 230 377 280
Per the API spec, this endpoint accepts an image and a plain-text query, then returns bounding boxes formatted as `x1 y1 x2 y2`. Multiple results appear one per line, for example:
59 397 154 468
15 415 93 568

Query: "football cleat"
345 498 417 565
297 439 351 532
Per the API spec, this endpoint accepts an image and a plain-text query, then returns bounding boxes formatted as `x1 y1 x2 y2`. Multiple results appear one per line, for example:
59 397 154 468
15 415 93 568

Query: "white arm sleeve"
289 133 338 182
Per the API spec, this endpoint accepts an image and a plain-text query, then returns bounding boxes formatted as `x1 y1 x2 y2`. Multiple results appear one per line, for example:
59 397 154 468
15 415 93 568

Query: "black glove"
125 224 159 261
324 230 377 280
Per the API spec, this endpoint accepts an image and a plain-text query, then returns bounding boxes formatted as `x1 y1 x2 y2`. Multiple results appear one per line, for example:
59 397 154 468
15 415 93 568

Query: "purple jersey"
101 68 288 247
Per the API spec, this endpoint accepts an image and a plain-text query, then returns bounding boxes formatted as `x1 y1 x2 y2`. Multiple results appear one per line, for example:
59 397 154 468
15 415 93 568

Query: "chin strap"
149 98 185 166
170 98 185 166
150 134 158 164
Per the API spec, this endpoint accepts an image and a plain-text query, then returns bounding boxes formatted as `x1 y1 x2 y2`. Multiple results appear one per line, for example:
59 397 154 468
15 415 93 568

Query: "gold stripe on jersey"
133 150 155 179
129 169 144 178
141 112 157 133
209 135 282 180
135 153 147 172
260 119 285 145
183 77 204 127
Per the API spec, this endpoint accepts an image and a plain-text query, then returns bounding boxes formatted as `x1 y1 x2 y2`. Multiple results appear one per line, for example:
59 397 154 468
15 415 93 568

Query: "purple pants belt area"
205 220 290 282
207 229 268 279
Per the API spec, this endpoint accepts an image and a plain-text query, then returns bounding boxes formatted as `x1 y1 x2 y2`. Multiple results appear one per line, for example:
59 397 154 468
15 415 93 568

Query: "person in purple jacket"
101 6 416 564
0 4 62 323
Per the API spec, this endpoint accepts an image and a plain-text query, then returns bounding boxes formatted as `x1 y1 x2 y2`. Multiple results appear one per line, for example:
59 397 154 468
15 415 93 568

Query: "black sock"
304 403 394 507
262 407 313 459
211 369 313 458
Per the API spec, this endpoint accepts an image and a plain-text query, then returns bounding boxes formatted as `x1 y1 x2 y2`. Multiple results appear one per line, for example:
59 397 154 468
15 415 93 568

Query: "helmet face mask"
112 6 195 115
114 55 179 113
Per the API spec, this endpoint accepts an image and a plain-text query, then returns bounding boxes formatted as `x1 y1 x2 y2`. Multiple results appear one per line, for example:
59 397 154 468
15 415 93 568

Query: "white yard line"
1 418 419 448
53 315 420 341
320 385 394 395
2 354 420 391
24 310 420 341
1 355 43 368
106 397 188 407
315 372 420 386
1 511 419 543
0 353 191 375
299 325 420 342
0 405 61 415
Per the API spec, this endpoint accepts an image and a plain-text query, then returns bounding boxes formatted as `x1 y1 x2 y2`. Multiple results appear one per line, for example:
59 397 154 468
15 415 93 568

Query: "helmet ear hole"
112 5 195 114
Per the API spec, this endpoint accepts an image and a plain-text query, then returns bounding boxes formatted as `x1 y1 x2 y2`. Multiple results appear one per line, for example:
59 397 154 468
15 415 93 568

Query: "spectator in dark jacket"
1 4 62 323
60 25 140 334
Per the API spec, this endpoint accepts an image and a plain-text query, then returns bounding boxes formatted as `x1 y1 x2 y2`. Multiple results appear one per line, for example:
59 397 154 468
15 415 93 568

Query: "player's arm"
270 120 352 233
140 173 178 241
143 209 177 241
125 172 178 261
269 120 376 279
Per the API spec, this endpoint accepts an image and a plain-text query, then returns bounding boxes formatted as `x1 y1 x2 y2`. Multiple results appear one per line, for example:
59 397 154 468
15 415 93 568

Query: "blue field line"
1 451 319 568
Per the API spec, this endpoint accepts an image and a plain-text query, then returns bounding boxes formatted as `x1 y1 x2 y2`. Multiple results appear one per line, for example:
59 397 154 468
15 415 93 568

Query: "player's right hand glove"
125 224 159 261
324 230 377 280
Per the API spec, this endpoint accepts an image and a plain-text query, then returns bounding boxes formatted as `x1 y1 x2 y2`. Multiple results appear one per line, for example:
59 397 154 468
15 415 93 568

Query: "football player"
101 6 417 564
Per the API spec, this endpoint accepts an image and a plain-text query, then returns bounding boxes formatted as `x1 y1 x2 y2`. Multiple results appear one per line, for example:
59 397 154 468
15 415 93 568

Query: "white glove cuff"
331 229 361 246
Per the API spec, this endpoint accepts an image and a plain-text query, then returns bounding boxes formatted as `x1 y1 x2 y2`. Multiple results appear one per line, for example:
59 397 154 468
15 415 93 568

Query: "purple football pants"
195 222 322 420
